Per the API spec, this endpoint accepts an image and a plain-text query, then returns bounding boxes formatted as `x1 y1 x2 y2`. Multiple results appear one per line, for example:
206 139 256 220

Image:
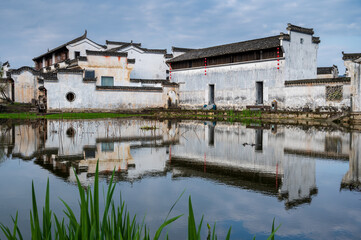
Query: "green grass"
0 112 150 120
0 161 280 239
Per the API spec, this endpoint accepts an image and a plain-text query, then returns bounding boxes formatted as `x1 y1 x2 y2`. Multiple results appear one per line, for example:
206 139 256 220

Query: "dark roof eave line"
33 31 87 61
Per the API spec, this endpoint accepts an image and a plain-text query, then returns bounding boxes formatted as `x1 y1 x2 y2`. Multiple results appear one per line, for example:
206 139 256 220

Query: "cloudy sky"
0 0 360 73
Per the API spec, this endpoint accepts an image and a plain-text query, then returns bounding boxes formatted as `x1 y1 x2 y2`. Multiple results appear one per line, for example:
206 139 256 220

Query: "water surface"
0 119 360 239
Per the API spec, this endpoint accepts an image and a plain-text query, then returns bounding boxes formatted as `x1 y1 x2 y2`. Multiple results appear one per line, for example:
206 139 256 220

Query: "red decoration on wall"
169 63 172 80
205 58 207 76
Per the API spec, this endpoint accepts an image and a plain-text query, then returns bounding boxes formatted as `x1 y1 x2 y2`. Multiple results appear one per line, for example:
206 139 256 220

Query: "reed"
0 161 280 239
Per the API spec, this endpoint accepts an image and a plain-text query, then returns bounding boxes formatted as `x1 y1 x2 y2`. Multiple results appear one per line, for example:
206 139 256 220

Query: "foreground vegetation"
0 162 280 239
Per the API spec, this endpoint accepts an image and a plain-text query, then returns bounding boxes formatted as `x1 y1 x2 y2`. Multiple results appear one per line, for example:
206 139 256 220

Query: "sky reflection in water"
0 119 360 240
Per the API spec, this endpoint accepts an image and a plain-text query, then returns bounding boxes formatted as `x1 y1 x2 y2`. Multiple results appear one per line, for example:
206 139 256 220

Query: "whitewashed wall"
67 39 104 59
172 59 285 109
344 60 361 111
282 31 318 80
44 72 166 111
284 83 351 111
11 70 39 103
78 54 133 86
118 46 168 80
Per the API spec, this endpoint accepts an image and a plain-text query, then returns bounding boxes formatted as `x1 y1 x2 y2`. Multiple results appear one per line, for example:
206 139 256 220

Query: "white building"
7 32 178 111
343 52 361 112
317 65 339 79
105 40 170 82
167 23 353 111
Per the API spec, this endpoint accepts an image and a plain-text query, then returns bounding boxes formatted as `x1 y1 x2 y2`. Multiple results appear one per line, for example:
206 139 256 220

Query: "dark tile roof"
8 66 39 75
317 67 333 75
109 43 167 54
164 54 173 58
162 81 179 87
140 47 167 54
0 77 13 83
342 52 361 60
96 86 163 92
33 31 87 61
286 23 314 35
83 78 96 82
78 56 87 61
40 72 58 80
128 59 136 64
167 35 282 63
172 47 195 52
2 61 9 67
108 43 133 52
279 33 290 41
130 78 168 84
57 69 83 74
285 77 350 86
106 40 141 47
86 50 128 57
130 78 179 87
312 37 320 44
33 31 106 61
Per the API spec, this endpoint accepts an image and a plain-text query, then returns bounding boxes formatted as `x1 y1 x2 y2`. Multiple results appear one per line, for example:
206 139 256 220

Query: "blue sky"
0 0 360 73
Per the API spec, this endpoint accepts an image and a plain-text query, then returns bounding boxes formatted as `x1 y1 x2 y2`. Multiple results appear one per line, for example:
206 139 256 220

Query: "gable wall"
67 39 104 59
120 47 168 80
12 71 38 103
282 31 318 80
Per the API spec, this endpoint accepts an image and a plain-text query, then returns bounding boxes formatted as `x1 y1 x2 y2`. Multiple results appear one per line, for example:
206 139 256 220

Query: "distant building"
105 40 170 82
167 23 326 110
317 65 338 78
7 32 178 111
32 31 105 72
343 52 361 111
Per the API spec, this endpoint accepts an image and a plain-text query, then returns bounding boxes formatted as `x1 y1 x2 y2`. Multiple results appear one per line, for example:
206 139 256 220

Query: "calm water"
0 119 360 239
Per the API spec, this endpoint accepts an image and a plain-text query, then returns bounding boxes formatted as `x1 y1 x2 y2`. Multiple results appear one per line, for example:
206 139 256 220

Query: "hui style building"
7 31 178 112
3 23 361 112
167 23 358 112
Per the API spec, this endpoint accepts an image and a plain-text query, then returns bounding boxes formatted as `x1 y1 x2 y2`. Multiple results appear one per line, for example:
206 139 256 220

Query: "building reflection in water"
0 119 359 208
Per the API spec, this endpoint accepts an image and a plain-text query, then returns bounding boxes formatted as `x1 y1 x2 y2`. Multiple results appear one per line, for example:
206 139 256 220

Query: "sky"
0 0 360 74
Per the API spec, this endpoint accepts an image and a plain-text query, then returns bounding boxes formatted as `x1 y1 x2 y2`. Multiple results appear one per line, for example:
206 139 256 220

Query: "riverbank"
1 107 360 129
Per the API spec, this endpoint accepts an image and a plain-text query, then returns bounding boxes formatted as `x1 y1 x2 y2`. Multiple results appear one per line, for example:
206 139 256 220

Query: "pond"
0 118 360 239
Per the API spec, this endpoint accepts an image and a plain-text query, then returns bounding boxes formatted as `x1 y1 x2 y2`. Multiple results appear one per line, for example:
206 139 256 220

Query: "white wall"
67 39 104 59
172 59 285 109
12 70 38 103
344 60 361 111
44 72 166 111
285 83 351 111
282 31 318 80
118 46 168 80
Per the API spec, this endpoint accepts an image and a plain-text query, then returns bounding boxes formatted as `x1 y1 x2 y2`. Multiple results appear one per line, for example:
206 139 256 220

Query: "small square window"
74 51 80 58
85 149 96 158
300 38 304 44
101 76 114 86
101 142 114 152
85 70 95 79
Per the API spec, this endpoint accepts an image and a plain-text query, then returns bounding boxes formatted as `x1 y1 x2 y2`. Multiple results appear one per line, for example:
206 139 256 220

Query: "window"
74 51 80 58
326 85 343 101
66 127 75 137
101 76 114 86
101 142 114 152
85 70 95 79
300 38 304 44
85 149 96 158
66 92 76 102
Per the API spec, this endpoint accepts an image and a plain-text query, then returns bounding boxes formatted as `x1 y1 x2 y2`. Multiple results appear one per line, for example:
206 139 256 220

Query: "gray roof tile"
167 35 282 63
